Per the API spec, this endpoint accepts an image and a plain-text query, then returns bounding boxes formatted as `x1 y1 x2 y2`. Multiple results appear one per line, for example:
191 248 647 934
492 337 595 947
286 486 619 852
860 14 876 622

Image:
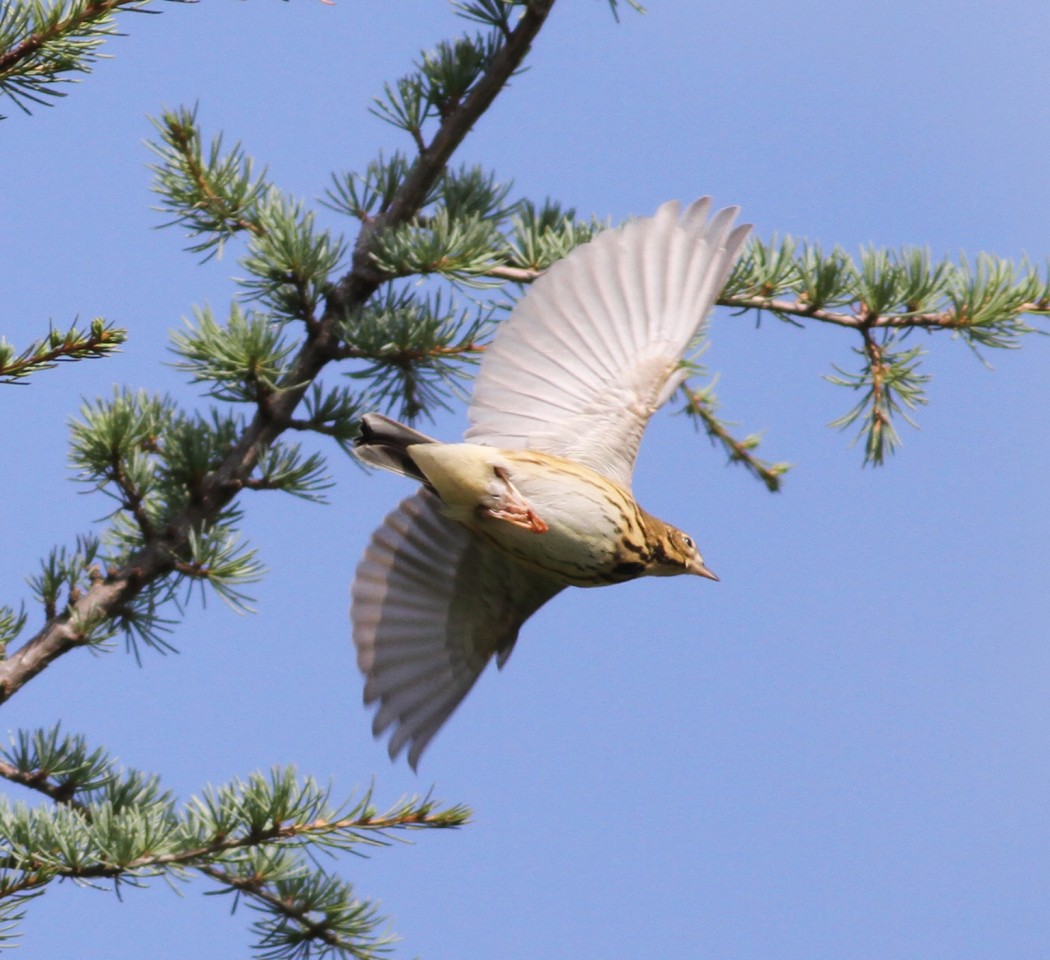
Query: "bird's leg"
479 466 549 533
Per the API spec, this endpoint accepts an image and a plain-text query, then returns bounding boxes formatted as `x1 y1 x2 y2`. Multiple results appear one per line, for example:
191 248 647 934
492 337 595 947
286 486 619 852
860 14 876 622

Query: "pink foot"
479 467 549 533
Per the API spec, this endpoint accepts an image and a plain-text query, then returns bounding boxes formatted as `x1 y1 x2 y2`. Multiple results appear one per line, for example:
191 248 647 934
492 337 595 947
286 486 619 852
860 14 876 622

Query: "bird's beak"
690 559 719 581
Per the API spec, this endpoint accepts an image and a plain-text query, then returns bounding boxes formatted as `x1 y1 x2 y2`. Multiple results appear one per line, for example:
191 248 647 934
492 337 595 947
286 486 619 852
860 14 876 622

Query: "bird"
351 198 751 768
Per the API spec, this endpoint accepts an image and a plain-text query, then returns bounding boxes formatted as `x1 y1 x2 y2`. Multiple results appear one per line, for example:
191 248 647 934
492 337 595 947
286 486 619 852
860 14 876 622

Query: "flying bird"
351 198 751 767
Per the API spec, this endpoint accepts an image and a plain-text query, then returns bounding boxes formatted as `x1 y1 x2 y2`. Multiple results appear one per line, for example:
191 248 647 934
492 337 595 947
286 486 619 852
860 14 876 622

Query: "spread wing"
351 490 564 768
465 198 751 486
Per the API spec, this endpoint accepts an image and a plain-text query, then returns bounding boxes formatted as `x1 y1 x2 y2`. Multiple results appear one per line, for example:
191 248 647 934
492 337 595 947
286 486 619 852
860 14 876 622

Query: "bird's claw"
482 467 549 533
484 504 549 533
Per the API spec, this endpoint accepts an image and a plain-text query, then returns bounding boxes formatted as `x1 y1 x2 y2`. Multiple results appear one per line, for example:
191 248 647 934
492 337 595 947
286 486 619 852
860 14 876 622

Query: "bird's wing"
351 489 564 768
465 198 751 486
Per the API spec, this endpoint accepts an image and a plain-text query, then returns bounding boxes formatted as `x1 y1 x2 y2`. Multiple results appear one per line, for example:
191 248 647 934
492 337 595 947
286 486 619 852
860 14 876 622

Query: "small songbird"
351 198 751 767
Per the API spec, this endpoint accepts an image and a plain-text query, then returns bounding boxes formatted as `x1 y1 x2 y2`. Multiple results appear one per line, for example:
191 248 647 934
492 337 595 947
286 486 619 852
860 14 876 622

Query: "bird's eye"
682 535 694 550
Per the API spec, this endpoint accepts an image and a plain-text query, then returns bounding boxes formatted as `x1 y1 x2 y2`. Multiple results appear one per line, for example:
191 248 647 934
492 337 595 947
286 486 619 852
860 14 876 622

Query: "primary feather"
352 490 563 769
465 198 751 484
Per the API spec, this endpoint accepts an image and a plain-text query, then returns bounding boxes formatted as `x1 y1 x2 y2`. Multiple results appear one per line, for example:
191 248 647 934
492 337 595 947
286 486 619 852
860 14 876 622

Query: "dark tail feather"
353 413 438 482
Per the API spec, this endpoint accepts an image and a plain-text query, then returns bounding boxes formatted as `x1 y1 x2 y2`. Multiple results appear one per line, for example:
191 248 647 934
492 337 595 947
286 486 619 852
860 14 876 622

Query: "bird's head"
649 523 719 581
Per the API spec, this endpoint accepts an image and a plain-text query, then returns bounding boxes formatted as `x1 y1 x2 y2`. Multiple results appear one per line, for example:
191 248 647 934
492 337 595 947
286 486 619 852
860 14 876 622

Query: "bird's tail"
353 412 438 482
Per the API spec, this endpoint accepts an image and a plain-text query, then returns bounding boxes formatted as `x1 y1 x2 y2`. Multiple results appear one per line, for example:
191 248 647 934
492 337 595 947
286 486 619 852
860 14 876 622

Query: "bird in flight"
351 198 751 768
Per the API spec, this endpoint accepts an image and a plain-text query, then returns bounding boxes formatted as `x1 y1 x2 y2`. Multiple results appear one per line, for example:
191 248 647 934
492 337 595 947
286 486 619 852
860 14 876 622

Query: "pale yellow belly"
409 443 640 586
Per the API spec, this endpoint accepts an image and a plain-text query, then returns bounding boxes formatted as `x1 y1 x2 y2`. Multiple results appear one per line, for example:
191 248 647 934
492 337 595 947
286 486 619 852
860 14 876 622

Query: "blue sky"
3 1 1050 957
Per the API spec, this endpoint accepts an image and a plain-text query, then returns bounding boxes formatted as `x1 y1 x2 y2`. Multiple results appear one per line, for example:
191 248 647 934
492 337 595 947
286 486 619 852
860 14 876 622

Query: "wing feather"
351 490 564 768
466 198 751 485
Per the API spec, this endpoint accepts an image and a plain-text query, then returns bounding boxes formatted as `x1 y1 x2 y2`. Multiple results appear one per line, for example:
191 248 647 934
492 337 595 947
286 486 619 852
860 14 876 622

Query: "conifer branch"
483 264 543 283
680 384 790 492
470 236 1050 467
0 0 179 115
0 320 125 383
336 0 556 300
721 293 1050 330
0 0 559 703
197 862 386 959
0 730 468 953
0 758 86 810
0 801 466 879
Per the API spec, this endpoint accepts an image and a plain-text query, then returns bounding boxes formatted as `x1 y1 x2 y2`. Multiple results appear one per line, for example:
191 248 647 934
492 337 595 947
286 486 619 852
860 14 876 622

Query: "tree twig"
680 385 788 492
722 294 1049 329
0 759 85 811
